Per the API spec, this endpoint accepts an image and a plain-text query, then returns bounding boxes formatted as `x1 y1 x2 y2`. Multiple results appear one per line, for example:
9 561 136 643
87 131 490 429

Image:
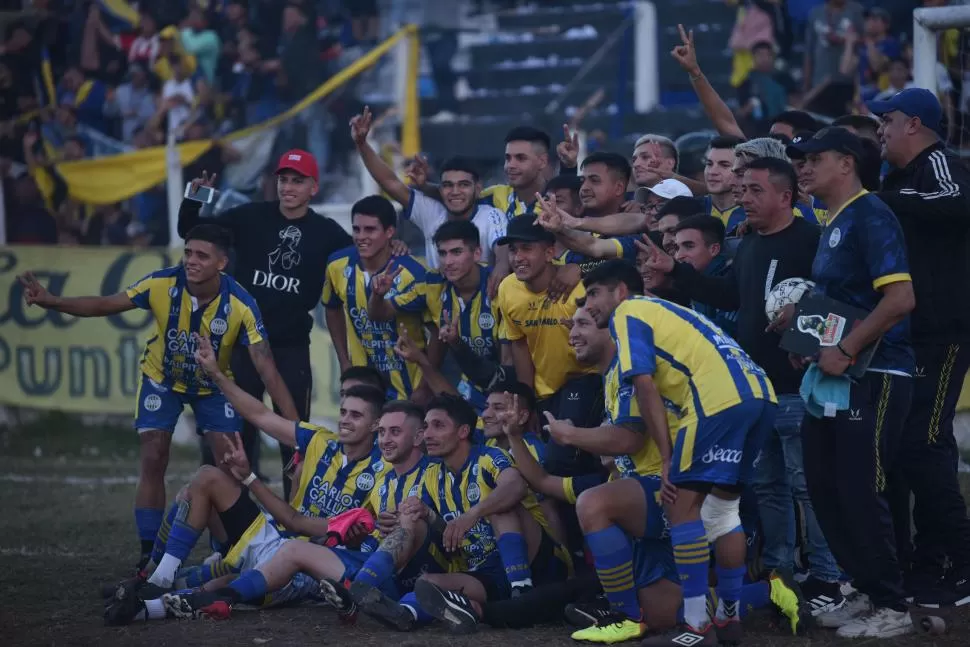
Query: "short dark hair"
504 126 551 152
432 219 480 249
673 214 725 246
545 174 583 194
832 114 881 140
440 156 480 183
709 135 746 151
581 151 632 184
582 259 644 296
487 380 537 412
657 196 705 220
340 366 386 392
352 195 396 229
341 384 386 416
741 157 798 207
751 41 774 55
381 400 426 426
768 132 793 146
185 224 232 254
858 138 883 191
426 393 478 432
771 110 819 133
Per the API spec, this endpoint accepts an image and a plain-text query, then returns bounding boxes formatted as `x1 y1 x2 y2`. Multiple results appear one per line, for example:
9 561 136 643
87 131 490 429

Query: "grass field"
2 417 969 647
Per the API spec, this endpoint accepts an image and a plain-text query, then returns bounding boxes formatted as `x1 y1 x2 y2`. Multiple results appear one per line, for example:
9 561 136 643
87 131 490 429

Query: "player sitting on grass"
324 394 574 631
103 336 387 625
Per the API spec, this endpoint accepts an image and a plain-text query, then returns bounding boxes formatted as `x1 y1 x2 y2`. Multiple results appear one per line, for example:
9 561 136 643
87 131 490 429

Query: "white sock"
145 598 168 621
716 598 739 621
511 578 533 589
148 554 182 588
683 594 709 629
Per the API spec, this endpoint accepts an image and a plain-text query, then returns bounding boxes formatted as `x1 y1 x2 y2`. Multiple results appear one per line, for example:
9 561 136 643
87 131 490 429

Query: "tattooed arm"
248 340 300 421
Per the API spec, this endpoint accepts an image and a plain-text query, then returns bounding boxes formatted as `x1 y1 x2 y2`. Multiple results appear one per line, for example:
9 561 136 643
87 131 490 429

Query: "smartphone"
184 182 218 204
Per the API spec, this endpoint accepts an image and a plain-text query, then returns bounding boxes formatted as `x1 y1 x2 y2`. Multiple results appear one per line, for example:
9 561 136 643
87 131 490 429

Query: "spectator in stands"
158 54 199 137
345 0 379 45
832 113 880 142
631 135 679 190
768 109 819 139
855 8 901 101
634 178 693 230
803 0 864 117
422 5 462 123
671 214 738 337
56 66 108 133
728 1 777 90
103 62 156 142
153 25 198 83
871 58 913 101
2 21 40 117
128 8 160 68
737 42 796 135
180 6 221 85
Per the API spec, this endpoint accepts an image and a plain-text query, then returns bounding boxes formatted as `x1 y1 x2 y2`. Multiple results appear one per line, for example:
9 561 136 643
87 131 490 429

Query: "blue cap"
866 88 942 131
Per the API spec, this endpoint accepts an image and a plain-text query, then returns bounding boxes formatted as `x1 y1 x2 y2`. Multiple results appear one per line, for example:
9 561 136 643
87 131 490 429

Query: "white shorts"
224 515 291 571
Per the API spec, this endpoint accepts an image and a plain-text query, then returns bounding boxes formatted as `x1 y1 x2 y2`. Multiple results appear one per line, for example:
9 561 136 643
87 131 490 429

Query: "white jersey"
401 189 507 269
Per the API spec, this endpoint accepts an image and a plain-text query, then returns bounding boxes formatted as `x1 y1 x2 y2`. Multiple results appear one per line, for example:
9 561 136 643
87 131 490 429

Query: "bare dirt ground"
1 438 968 647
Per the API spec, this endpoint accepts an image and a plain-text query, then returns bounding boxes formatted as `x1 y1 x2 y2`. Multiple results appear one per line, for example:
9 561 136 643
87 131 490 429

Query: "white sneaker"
817 593 870 628
836 607 913 638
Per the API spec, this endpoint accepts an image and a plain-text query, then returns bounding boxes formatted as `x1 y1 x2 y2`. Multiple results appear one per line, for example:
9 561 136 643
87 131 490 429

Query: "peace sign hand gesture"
556 123 580 168
671 24 701 77
192 332 220 376
438 308 460 346
633 233 675 275
222 432 252 481
394 323 427 364
498 392 525 437
350 105 373 146
17 271 57 308
536 192 581 232
372 263 403 298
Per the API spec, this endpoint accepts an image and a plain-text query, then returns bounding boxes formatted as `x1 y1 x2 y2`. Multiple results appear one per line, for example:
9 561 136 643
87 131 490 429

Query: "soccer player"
323 195 430 401
480 126 552 219
703 135 747 228
580 259 777 646
784 127 916 638
350 106 509 275
17 224 298 567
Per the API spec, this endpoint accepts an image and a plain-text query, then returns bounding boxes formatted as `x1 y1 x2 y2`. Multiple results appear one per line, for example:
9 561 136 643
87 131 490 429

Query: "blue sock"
671 520 711 628
135 508 163 555
150 504 178 564
228 570 268 603
739 581 770 617
585 525 641 621
166 519 202 561
497 533 533 587
715 564 747 620
354 550 395 588
399 591 434 625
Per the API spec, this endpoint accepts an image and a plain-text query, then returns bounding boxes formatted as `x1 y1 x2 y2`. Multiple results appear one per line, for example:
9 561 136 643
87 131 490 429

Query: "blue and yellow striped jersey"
610 297 775 426
705 196 746 233
322 247 429 400
794 201 823 227
419 445 554 570
126 265 265 395
604 355 662 478
366 455 430 516
479 184 538 220
424 265 501 413
485 433 545 465
291 422 388 519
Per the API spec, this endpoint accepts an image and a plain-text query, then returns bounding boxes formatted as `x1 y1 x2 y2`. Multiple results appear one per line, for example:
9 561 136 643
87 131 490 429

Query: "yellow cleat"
769 569 814 636
570 614 647 644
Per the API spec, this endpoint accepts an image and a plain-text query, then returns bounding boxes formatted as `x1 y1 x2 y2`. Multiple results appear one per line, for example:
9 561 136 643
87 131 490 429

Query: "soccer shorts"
632 537 678 589
134 374 242 434
223 516 291 571
670 399 777 487
630 474 670 540
468 530 570 602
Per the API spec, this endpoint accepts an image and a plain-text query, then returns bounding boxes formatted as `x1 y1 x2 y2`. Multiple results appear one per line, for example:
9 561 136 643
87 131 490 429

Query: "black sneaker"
162 591 232 620
564 598 611 628
800 576 846 617
350 581 415 631
414 578 479 634
101 572 146 601
510 583 533 599
318 578 358 624
915 571 970 608
103 584 147 626
904 567 944 602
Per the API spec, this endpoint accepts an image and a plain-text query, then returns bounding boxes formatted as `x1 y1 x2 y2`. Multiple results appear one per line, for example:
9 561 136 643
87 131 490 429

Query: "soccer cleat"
318 578 358 624
101 571 146 601
835 607 913 638
800 576 846 616
162 591 232 620
768 569 813 636
914 572 970 608
639 623 719 646
570 611 646 644
103 583 147 626
350 581 415 632
564 599 612 629
414 578 479 634
712 615 743 646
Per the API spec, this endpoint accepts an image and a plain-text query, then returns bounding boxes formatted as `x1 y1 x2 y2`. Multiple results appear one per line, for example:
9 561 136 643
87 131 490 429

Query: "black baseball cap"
495 214 556 246
785 126 865 162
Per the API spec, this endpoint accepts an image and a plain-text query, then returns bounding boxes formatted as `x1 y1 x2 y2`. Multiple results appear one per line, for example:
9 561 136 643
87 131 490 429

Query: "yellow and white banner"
0 247 343 418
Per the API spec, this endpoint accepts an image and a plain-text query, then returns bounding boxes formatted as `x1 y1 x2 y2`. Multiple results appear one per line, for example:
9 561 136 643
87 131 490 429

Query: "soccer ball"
765 277 815 322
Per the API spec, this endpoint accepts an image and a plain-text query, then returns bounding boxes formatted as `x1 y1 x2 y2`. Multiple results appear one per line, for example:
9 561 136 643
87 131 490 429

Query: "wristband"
836 342 853 359
241 473 257 487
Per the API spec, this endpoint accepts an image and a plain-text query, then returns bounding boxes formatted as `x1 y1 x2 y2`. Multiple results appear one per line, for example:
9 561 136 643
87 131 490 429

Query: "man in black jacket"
179 150 352 498
869 88 970 607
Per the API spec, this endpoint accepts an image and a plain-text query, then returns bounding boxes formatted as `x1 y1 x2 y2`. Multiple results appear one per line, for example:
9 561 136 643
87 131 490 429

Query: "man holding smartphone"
179 149 352 497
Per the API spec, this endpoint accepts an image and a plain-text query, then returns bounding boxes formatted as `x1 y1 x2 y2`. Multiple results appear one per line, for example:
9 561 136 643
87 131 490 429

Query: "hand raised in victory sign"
498 392 526 438
349 105 374 146
371 263 403 298
556 123 580 169
221 432 252 481
671 24 701 77
394 323 427 364
188 170 218 196
17 271 57 308
535 192 581 232
438 308 460 346
633 233 675 275
406 154 430 188
192 332 221 376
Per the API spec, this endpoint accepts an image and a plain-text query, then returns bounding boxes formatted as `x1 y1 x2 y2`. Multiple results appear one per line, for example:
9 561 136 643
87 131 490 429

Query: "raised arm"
672 24 746 139
351 106 412 207
18 271 137 317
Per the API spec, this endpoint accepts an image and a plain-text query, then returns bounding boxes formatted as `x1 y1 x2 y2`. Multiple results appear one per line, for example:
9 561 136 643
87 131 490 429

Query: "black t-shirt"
671 217 820 394
178 200 353 347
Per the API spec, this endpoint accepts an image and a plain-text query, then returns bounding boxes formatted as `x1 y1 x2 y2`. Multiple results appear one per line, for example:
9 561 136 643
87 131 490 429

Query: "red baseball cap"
275 149 319 181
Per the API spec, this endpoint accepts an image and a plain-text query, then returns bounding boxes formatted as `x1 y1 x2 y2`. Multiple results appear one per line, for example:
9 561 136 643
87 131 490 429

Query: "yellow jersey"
126 265 265 395
604 355 662 478
322 247 428 400
479 184 539 220
611 297 775 428
495 274 595 399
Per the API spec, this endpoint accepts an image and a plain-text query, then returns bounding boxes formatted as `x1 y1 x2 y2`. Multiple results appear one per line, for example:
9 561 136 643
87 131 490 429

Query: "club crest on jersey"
223 303 231 315
467 482 481 503
478 313 495 329
829 227 842 248
168 287 179 298
343 266 353 278
373 461 385 473
143 394 162 412
409 484 420 497
209 318 228 335
356 472 376 491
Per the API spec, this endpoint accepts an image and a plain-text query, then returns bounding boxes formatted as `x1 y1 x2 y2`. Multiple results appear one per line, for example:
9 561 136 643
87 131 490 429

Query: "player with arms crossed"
17 224 298 568
581 259 777 646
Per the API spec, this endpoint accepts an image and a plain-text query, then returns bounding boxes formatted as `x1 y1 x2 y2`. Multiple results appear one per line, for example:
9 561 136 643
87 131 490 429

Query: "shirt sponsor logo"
701 445 742 465
829 227 842 248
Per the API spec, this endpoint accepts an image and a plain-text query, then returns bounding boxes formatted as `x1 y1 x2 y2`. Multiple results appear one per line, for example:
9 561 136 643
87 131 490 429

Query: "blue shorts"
134 374 242 434
670 399 776 487
469 530 569 602
630 474 670 540
333 540 446 598
632 538 678 589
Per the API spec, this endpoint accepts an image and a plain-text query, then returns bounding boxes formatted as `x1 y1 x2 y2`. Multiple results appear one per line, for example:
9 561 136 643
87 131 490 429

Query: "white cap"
634 179 693 203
